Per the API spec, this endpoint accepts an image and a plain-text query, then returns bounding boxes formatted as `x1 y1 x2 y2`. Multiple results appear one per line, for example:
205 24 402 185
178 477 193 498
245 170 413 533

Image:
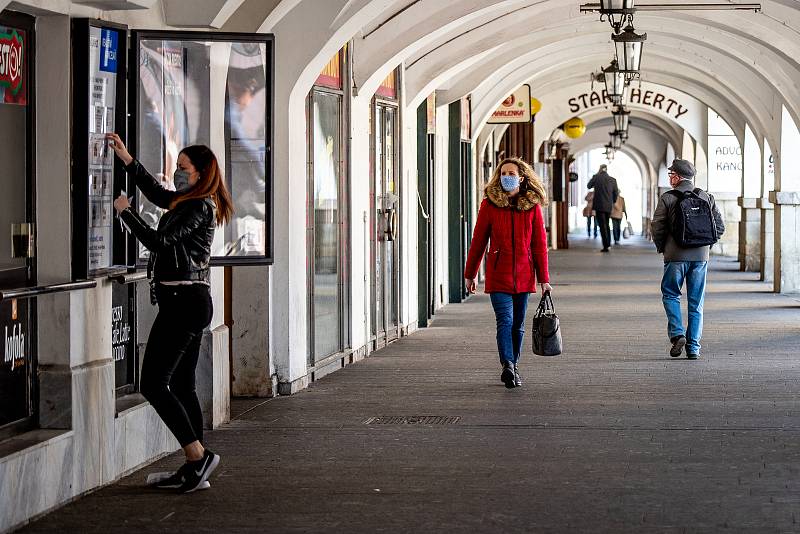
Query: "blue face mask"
173 169 192 192
500 174 520 192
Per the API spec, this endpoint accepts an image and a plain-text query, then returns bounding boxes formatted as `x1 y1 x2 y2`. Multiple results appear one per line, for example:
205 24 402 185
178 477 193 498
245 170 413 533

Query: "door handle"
385 208 398 242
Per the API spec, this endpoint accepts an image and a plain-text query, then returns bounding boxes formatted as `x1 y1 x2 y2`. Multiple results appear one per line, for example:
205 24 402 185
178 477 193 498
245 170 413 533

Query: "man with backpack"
651 159 725 360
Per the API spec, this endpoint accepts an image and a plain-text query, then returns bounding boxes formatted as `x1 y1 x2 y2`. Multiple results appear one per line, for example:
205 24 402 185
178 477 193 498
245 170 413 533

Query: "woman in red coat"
464 157 552 388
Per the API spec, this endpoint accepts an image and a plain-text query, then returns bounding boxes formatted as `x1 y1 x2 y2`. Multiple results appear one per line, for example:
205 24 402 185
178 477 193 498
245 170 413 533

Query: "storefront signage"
112 284 135 390
568 88 689 119
0 298 30 426
488 85 531 124
0 30 23 94
0 26 25 105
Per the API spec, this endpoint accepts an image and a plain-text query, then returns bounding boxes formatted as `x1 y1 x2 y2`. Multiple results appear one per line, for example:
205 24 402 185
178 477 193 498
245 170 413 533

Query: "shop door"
372 104 400 346
0 10 36 436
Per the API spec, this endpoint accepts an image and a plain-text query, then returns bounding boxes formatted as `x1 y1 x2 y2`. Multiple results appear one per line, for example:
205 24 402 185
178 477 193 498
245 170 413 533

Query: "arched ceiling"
243 0 799 158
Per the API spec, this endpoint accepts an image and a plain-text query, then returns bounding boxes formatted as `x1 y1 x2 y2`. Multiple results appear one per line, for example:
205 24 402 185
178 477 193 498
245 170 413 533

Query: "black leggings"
140 283 213 447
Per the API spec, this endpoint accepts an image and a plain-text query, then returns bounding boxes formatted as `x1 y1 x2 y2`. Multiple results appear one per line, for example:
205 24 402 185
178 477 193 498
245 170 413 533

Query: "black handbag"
531 291 562 356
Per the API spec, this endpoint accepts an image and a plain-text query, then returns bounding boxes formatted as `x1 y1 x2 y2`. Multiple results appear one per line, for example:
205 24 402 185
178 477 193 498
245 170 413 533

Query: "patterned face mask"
500 174 520 192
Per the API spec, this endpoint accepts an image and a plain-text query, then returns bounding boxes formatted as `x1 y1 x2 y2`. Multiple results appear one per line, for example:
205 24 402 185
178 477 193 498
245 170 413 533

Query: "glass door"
310 89 343 362
371 102 400 346
0 10 36 437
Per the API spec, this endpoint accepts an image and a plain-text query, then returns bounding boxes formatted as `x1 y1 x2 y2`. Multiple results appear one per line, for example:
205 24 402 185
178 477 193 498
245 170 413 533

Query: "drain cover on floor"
364 416 461 425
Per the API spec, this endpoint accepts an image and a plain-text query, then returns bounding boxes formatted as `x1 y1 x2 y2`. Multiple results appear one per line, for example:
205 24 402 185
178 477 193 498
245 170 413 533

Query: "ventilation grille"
364 416 461 425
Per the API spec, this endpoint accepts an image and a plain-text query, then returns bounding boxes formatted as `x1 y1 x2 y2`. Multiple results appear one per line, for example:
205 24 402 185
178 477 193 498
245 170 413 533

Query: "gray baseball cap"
668 158 696 179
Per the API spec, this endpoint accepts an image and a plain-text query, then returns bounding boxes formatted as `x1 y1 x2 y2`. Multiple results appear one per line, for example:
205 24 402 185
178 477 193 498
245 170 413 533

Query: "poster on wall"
0 298 30 427
0 26 26 106
87 27 119 272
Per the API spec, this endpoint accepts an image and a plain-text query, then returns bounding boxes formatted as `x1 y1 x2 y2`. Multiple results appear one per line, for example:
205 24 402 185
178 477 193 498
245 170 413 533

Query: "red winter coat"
464 183 550 294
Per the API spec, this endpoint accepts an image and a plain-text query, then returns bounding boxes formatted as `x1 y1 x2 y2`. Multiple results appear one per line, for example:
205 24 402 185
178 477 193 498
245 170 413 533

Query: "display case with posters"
131 31 274 265
71 20 137 395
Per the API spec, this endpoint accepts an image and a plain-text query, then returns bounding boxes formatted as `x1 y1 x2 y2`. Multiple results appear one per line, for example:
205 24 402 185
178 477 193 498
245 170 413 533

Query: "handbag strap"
536 290 555 315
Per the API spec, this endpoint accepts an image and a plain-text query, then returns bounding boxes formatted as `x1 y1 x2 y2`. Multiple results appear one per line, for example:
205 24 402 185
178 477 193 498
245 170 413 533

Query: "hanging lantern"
599 0 636 33
563 117 587 139
612 106 631 133
602 60 627 106
613 24 647 80
604 143 616 161
610 132 623 150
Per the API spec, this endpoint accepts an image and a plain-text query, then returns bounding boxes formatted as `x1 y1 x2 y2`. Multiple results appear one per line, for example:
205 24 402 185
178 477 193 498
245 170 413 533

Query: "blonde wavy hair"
485 157 548 206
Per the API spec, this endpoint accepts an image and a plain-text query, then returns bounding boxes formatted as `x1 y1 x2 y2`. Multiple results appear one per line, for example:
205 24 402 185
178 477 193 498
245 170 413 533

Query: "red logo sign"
0 30 24 95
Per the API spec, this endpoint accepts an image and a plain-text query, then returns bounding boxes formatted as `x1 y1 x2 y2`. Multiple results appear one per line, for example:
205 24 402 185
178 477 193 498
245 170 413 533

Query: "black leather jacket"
119 160 216 283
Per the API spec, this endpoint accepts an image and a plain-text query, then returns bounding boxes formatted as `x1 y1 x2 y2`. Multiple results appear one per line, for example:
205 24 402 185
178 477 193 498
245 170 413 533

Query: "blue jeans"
489 292 530 365
661 261 708 355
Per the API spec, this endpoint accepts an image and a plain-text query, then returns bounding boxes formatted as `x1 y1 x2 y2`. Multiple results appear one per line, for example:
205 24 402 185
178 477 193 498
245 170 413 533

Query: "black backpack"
667 188 718 248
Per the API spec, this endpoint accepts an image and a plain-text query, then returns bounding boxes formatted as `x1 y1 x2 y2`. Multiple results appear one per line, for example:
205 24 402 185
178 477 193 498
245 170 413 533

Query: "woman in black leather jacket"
108 132 233 493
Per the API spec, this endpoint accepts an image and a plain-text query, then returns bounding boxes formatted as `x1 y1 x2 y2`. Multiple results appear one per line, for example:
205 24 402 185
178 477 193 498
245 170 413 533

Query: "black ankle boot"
501 362 516 388
513 364 522 387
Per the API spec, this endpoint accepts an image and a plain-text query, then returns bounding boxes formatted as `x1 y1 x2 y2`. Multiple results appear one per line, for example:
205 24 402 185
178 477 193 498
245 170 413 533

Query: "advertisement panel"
487 85 531 124
0 298 31 428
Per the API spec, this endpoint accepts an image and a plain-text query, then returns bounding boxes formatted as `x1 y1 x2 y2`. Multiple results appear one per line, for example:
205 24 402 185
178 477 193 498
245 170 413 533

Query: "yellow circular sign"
530 98 542 115
563 117 586 139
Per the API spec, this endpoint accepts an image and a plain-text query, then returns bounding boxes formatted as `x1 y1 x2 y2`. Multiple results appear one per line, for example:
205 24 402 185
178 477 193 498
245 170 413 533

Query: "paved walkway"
22 236 800 533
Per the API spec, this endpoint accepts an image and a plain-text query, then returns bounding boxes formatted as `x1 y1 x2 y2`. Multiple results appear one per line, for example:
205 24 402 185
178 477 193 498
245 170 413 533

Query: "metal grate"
364 416 461 425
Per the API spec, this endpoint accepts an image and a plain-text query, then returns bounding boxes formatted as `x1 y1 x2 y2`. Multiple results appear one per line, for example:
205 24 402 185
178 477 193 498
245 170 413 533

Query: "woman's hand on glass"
465 278 477 294
106 133 134 166
540 282 553 293
113 194 131 214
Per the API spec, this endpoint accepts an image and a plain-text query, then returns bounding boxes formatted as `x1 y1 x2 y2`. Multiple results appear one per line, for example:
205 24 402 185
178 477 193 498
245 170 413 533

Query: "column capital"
737 197 759 208
769 191 800 206
756 197 774 210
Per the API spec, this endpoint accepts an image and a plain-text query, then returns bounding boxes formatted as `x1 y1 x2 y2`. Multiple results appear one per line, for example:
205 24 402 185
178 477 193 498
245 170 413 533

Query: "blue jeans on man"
489 292 529 365
661 261 707 355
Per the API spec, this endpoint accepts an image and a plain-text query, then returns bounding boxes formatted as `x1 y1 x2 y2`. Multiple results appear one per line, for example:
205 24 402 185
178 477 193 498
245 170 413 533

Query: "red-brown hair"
170 145 234 225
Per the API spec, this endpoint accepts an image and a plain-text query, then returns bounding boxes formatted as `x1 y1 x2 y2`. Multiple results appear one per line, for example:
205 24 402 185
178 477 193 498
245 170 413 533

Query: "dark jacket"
587 171 619 213
464 181 550 294
650 179 725 262
119 160 216 283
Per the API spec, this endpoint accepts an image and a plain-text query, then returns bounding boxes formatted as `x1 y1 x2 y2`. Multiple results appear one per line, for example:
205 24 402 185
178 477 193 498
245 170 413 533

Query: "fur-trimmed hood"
486 181 539 211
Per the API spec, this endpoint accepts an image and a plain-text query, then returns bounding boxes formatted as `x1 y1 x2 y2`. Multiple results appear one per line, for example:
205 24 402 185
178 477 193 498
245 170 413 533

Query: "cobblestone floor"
21 236 800 533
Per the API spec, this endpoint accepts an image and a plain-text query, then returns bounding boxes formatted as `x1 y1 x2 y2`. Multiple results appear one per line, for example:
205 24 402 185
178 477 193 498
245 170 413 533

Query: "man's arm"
587 174 596 189
651 195 669 253
612 178 619 204
709 194 726 238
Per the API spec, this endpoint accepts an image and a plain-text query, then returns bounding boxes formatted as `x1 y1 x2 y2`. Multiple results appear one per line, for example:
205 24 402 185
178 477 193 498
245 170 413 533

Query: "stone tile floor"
20 236 800 533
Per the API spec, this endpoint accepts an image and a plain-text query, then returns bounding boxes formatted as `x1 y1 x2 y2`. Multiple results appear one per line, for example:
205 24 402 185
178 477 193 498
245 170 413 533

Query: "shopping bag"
531 291 562 356
623 221 633 239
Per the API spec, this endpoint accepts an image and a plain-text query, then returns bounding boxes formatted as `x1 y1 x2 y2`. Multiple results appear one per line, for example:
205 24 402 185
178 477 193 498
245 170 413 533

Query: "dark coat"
120 160 216 283
587 171 619 213
464 181 550 294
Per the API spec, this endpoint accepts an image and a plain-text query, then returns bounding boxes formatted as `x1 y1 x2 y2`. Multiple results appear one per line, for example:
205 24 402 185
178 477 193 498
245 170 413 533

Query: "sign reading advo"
488 85 532 124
